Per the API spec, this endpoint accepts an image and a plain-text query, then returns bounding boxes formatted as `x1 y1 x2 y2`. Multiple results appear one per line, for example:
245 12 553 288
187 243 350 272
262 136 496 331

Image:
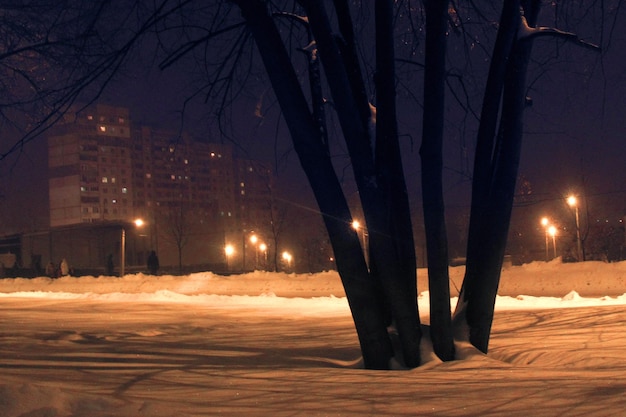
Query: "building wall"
20 224 148 276
15 103 278 273
48 104 134 227
131 127 239 267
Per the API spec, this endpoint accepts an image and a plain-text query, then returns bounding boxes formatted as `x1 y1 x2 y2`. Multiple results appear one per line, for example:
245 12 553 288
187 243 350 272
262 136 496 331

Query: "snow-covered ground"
1 259 625 416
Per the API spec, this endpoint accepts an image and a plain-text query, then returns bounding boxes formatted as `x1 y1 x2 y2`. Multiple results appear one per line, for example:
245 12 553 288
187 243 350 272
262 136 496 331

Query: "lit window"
80 186 87 192
145 173 151 179
99 125 106 132
210 152 216 157
87 115 93 120
122 187 128 194
111 177 116 184
118 117 125 124
112 199 117 204
102 177 108 183
171 175 176 180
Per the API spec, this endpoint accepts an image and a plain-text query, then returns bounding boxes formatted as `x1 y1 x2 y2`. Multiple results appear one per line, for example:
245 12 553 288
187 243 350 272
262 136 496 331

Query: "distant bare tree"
0 0 167 160
157 201 194 274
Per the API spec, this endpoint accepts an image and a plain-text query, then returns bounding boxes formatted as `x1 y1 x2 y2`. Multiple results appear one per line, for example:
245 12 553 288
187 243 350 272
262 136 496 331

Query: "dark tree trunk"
301 0 422 367
419 0 455 361
454 0 521 348
373 0 422 368
332 0 372 132
234 0 394 369
455 0 540 352
300 33 329 154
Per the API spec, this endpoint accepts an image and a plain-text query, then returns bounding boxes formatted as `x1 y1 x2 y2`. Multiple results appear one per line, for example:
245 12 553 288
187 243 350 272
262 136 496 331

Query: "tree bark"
234 0 394 369
301 0 422 367
373 0 422 368
455 0 540 352
419 0 455 361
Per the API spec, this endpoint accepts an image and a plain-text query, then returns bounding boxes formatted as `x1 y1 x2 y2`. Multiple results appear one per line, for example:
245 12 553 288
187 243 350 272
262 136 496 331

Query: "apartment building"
49 105 133 226
15 104 272 275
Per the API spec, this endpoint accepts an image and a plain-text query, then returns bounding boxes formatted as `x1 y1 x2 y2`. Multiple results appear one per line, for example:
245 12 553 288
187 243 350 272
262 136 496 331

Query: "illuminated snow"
1 259 625 416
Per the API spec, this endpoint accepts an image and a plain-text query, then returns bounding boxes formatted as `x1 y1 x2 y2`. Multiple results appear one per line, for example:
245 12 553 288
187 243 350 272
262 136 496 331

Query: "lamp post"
567 195 583 261
249 234 259 269
548 225 557 259
121 218 144 277
241 231 246 271
224 244 235 271
259 242 267 270
540 217 550 261
282 251 293 271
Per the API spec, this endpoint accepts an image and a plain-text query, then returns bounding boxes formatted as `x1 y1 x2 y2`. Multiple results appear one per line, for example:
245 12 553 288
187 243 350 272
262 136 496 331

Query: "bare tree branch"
518 14 601 50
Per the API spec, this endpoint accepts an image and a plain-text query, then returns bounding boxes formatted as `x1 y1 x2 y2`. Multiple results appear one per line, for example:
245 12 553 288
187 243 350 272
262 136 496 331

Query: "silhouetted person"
59 258 70 277
147 250 159 275
106 254 114 276
45 261 56 278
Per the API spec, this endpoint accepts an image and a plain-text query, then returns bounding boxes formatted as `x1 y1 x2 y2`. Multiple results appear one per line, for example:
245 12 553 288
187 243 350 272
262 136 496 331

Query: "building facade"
49 105 133 227
14 104 273 275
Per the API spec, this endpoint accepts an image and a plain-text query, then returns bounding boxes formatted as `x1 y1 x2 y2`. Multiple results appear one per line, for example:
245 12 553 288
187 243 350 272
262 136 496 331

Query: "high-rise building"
12 103 273 274
233 158 274 271
130 125 239 269
48 104 133 226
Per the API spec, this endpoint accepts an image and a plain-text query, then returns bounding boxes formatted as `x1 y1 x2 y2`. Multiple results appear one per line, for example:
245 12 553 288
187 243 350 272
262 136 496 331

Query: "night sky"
78 2 626 214
1 3 624 258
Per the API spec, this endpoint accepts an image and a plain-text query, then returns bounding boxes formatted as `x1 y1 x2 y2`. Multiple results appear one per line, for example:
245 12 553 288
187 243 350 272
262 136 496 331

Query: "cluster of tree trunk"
231 0 597 369
0 0 600 370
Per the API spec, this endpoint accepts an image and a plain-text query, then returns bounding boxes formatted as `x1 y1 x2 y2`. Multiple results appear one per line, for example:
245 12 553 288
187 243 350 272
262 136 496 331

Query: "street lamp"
540 217 550 261
249 234 259 268
224 244 235 271
282 251 293 270
121 218 144 277
548 225 557 259
259 242 267 269
567 195 583 261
